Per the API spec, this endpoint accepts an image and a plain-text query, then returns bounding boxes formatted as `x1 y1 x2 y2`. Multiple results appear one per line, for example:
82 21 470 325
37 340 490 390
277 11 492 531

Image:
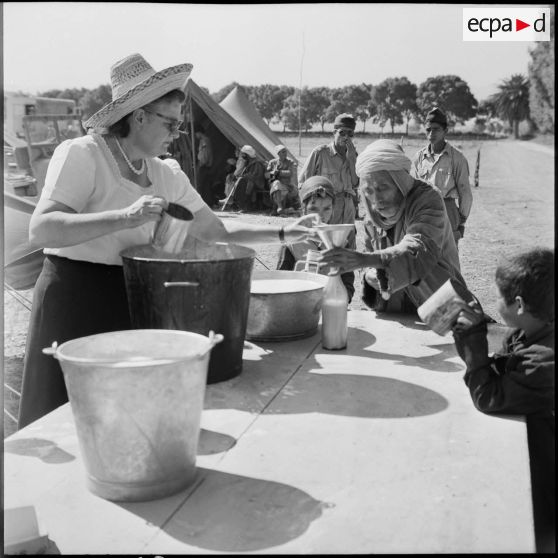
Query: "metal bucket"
246 270 328 342
121 242 255 384
43 329 223 502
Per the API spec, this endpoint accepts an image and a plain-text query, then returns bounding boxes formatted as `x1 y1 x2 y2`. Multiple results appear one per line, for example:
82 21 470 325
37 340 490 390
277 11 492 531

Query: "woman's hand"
124 195 168 228
318 247 366 273
283 213 321 242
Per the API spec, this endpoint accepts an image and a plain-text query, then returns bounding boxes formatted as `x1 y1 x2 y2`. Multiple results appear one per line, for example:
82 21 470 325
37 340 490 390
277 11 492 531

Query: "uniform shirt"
411 142 473 222
42 134 205 266
267 157 297 188
298 141 359 195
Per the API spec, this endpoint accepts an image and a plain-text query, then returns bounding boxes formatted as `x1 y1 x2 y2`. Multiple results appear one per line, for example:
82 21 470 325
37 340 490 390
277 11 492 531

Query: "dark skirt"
18 255 132 429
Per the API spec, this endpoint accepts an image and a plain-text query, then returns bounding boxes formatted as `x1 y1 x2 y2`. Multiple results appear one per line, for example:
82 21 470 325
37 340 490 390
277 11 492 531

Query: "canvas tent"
170 79 296 193
173 79 269 189
219 86 297 162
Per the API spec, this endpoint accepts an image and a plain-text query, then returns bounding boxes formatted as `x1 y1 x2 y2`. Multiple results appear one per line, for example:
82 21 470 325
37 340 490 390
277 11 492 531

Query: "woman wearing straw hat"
18 53 317 429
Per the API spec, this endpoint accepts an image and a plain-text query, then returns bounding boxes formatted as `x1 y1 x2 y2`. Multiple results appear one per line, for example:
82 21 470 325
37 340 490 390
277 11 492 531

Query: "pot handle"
164 281 200 288
42 341 60 359
194 330 224 360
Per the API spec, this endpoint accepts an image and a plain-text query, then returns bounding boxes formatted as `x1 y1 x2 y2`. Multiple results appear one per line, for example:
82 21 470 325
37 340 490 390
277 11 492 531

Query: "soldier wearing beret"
298 113 359 250
411 107 473 247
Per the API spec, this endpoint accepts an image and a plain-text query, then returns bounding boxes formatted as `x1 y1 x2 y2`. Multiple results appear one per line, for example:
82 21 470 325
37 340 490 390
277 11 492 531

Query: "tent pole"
189 97 197 190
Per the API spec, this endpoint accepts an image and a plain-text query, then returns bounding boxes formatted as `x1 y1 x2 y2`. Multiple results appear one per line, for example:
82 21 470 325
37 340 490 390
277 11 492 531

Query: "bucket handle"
42 341 59 359
195 330 224 360
42 333 224 363
164 281 200 288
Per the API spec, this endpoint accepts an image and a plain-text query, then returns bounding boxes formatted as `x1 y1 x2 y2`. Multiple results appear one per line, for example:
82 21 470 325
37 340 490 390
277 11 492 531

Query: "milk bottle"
321 272 348 350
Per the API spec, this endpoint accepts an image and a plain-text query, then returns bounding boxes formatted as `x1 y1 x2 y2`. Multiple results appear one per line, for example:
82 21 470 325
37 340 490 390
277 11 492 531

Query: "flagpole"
298 31 305 157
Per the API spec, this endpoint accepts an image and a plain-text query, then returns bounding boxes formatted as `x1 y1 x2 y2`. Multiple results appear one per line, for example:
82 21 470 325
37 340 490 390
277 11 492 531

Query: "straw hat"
83 53 193 130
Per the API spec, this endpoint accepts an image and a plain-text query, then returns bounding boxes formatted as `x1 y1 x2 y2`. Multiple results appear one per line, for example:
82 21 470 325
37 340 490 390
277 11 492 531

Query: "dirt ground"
2 136 554 437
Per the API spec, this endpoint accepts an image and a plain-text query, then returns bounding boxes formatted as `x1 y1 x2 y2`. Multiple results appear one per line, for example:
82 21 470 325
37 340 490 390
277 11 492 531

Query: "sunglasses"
336 129 354 137
143 108 183 133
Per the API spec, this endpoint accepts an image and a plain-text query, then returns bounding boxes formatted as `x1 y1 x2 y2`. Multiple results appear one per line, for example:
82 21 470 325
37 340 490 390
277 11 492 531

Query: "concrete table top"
3 311 535 554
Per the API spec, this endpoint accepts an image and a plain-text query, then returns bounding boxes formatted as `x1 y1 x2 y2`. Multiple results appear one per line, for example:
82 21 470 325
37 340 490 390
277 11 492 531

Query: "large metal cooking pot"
246 270 328 342
120 241 255 384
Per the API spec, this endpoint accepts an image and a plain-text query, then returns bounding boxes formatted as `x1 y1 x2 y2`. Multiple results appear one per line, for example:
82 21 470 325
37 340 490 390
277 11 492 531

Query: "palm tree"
490 74 530 139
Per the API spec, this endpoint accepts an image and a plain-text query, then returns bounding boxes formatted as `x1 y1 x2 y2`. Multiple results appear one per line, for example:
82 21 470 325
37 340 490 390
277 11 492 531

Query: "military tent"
219 86 296 162
171 79 296 196
173 80 264 189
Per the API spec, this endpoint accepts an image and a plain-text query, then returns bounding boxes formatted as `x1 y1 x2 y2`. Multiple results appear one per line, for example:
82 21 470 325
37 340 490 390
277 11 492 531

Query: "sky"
2 3 546 102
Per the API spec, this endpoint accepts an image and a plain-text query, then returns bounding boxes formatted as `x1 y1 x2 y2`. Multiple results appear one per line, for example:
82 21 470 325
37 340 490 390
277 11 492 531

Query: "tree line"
37 10 553 139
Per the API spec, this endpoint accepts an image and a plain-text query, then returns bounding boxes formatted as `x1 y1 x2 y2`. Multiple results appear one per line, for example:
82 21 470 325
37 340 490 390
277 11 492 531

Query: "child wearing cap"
277 176 355 302
452 247 555 553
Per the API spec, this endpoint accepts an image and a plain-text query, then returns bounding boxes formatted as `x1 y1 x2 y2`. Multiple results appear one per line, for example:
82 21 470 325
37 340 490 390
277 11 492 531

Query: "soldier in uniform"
267 144 299 215
411 107 473 247
298 113 359 249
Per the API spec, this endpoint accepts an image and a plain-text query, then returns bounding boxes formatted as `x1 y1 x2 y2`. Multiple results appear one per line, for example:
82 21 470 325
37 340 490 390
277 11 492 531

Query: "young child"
452 247 554 554
276 175 355 303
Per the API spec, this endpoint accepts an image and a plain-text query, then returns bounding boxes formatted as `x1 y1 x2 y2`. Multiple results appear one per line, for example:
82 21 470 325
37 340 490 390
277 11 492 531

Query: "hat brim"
83 63 193 130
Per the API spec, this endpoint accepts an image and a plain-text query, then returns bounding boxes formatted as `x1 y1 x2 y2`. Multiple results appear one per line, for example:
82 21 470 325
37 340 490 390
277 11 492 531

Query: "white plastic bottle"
321 273 348 350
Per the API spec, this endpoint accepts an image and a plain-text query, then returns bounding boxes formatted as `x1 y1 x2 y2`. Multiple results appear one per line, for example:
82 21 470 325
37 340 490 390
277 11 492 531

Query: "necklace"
114 137 145 175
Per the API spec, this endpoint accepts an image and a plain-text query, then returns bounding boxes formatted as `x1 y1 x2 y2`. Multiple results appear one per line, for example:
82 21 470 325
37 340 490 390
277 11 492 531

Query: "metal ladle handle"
163 281 200 288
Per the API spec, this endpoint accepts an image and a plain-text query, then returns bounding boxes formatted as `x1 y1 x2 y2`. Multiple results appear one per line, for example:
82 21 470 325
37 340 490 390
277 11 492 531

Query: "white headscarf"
356 139 412 176
240 145 257 158
356 140 416 228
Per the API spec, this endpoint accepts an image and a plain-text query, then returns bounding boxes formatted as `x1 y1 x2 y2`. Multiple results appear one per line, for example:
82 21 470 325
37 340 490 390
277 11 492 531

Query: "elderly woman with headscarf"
319 139 469 313
18 53 317 429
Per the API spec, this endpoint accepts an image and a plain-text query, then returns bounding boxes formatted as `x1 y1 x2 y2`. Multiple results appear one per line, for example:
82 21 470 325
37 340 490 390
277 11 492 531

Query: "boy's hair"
495 248 554 322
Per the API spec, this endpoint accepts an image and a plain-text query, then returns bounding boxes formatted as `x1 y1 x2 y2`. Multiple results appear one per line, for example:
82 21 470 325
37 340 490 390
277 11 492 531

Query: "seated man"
223 158 238 198
266 144 300 216
232 145 268 212
452 247 554 554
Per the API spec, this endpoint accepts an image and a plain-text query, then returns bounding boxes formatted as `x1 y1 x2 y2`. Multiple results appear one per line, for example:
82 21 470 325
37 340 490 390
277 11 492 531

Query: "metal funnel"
315 224 354 249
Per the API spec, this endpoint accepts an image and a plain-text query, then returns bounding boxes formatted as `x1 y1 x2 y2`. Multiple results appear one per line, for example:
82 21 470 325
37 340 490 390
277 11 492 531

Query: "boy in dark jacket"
452 248 554 553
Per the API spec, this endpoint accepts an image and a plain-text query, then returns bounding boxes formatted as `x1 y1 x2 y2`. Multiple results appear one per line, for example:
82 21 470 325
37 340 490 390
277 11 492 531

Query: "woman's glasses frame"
143 108 183 133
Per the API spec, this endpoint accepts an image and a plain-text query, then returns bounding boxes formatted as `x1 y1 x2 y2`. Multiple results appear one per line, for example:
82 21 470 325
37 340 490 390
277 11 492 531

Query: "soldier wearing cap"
298 113 359 249
266 144 299 215
411 107 473 246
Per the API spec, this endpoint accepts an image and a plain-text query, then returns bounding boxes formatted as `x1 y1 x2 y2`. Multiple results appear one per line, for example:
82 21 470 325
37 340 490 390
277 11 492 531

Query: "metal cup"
152 203 193 253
